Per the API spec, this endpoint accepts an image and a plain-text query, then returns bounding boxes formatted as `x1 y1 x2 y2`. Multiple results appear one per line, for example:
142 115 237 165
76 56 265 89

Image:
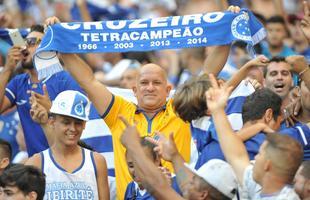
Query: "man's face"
120 68 139 89
1 186 33 200
266 23 286 47
21 31 43 70
294 166 310 199
182 175 206 200
133 64 171 111
51 115 85 146
253 142 268 184
264 62 293 99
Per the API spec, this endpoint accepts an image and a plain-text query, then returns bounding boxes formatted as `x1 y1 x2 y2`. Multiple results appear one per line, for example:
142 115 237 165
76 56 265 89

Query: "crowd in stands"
0 0 309 199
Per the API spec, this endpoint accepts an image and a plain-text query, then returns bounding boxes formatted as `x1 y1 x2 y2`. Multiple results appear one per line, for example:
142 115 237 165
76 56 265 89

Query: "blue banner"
34 9 266 80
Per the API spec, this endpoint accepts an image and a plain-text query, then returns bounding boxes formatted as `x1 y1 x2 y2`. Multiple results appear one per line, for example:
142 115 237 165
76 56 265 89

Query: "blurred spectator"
288 14 310 63
0 139 11 174
0 108 19 159
294 160 310 199
262 16 296 58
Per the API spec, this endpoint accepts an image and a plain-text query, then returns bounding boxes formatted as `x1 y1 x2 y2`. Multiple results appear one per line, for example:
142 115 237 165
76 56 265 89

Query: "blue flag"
34 9 266 80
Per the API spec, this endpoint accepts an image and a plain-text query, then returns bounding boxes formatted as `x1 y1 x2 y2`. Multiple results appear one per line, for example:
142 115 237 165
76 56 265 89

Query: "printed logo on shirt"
45 181 95 200
16 100 27 105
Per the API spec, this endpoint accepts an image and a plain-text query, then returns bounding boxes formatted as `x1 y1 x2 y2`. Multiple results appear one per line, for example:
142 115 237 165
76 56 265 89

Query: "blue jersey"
124 176 182 200
5 71 82 156
280 122 310 160
192 81 255 169
0 109 19 158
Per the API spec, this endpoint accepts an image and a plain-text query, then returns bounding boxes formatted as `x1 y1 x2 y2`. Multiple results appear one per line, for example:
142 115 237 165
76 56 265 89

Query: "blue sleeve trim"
90 151 98 178
101 94 115 119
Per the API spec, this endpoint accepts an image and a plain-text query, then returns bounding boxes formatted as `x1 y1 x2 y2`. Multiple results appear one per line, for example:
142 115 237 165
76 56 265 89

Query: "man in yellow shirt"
61 59 191 199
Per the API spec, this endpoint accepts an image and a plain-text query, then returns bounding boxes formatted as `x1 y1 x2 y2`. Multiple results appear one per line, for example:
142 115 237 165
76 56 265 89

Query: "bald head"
138 63 168 83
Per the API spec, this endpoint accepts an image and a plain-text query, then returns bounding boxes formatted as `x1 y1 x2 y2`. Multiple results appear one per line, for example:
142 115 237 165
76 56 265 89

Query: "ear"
166 84 172 96
264 159 272 172
0 158 10 170
199 190 209 200
27 191 38 200
264 108 274 123
133 86 137 97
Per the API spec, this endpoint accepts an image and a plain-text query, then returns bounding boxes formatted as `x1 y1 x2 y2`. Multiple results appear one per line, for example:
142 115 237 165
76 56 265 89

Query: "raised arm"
120 117 185 200
0 47 22 113
286 55 310 90
44 17 113 116
146 133 196 195
237 122 274 141
225 55 269 89
206 74 250 184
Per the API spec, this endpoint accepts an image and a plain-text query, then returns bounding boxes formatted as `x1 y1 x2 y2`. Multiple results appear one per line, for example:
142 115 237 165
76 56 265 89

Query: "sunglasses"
25 37 41 47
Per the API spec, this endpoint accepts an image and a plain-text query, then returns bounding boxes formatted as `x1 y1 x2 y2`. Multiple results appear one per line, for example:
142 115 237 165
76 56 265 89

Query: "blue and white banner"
34 9 265 80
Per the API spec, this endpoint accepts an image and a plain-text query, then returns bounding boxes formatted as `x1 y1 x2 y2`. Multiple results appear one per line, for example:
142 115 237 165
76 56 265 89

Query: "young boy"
26 90 110 200
124 137 181 199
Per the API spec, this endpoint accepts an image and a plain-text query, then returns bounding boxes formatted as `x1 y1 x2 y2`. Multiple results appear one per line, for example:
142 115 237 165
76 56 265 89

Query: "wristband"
299 67 309 77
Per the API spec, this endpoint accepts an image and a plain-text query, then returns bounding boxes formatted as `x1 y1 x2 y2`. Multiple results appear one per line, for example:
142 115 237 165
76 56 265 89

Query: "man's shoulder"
9 73 29 83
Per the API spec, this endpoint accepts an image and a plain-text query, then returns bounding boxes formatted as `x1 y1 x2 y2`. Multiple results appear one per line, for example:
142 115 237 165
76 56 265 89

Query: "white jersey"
42 148 99 200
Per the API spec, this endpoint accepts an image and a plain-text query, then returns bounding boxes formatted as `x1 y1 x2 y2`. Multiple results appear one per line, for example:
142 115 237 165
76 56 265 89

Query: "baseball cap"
185 159 238 199
50 90 90 121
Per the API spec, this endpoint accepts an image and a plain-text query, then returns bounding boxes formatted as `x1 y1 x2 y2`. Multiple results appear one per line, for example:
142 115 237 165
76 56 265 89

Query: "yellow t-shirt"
103 95 191 200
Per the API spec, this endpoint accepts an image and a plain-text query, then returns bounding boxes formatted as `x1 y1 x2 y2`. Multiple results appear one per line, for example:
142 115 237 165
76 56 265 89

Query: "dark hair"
30 24 44 34
263 56 292 77
173 74 211 122
300 160 310 179
0 139 12 161
266 15 286 25
0 164 46 200
253 12 266 25
232 40 247 50
196 176 231 200
265 134 303 183
141 137 158 161
242 88 282 123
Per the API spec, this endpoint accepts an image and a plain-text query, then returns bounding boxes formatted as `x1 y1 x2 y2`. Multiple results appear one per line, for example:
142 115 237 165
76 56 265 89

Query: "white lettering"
183 27 193 37
106 21 126 29
129 19 148 29
202 12 224 23
150 17 168 28
171 16 181 26
60 23 80 30
182 14 202 25
83 22 103 30
110 33 120 41
91 33 100 42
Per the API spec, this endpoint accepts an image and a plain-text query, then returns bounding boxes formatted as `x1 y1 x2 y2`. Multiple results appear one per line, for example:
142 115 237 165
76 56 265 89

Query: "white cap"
186 159 238 199
50 90 90 121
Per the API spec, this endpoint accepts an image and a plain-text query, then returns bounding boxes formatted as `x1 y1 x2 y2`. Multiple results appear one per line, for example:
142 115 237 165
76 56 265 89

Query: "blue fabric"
0 109 20 158
34 9 266 80
124 177 181 199
261 42 296 58
71 2 138 21
280 122 310 161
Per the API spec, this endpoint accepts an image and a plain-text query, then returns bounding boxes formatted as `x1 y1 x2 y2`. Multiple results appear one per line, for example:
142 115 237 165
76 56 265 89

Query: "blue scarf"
34 9 266 80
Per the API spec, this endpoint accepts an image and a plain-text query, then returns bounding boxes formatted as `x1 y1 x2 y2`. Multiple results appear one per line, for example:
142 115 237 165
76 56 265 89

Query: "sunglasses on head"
25 37 41 46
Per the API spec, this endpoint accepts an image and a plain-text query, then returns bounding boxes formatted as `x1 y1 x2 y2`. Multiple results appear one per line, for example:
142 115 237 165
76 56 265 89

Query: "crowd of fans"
0 0 309 199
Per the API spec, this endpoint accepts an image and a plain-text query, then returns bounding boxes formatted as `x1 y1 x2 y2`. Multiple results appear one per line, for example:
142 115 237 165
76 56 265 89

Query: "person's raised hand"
227 5 241 13
28 84 52 111
29 92 49 124
145 132 179 162
245 55 269 68
44 16 61 29
301 1 310 42
4 46 24 72
119 116 140 148
205 74 233 113
286 55 309 75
